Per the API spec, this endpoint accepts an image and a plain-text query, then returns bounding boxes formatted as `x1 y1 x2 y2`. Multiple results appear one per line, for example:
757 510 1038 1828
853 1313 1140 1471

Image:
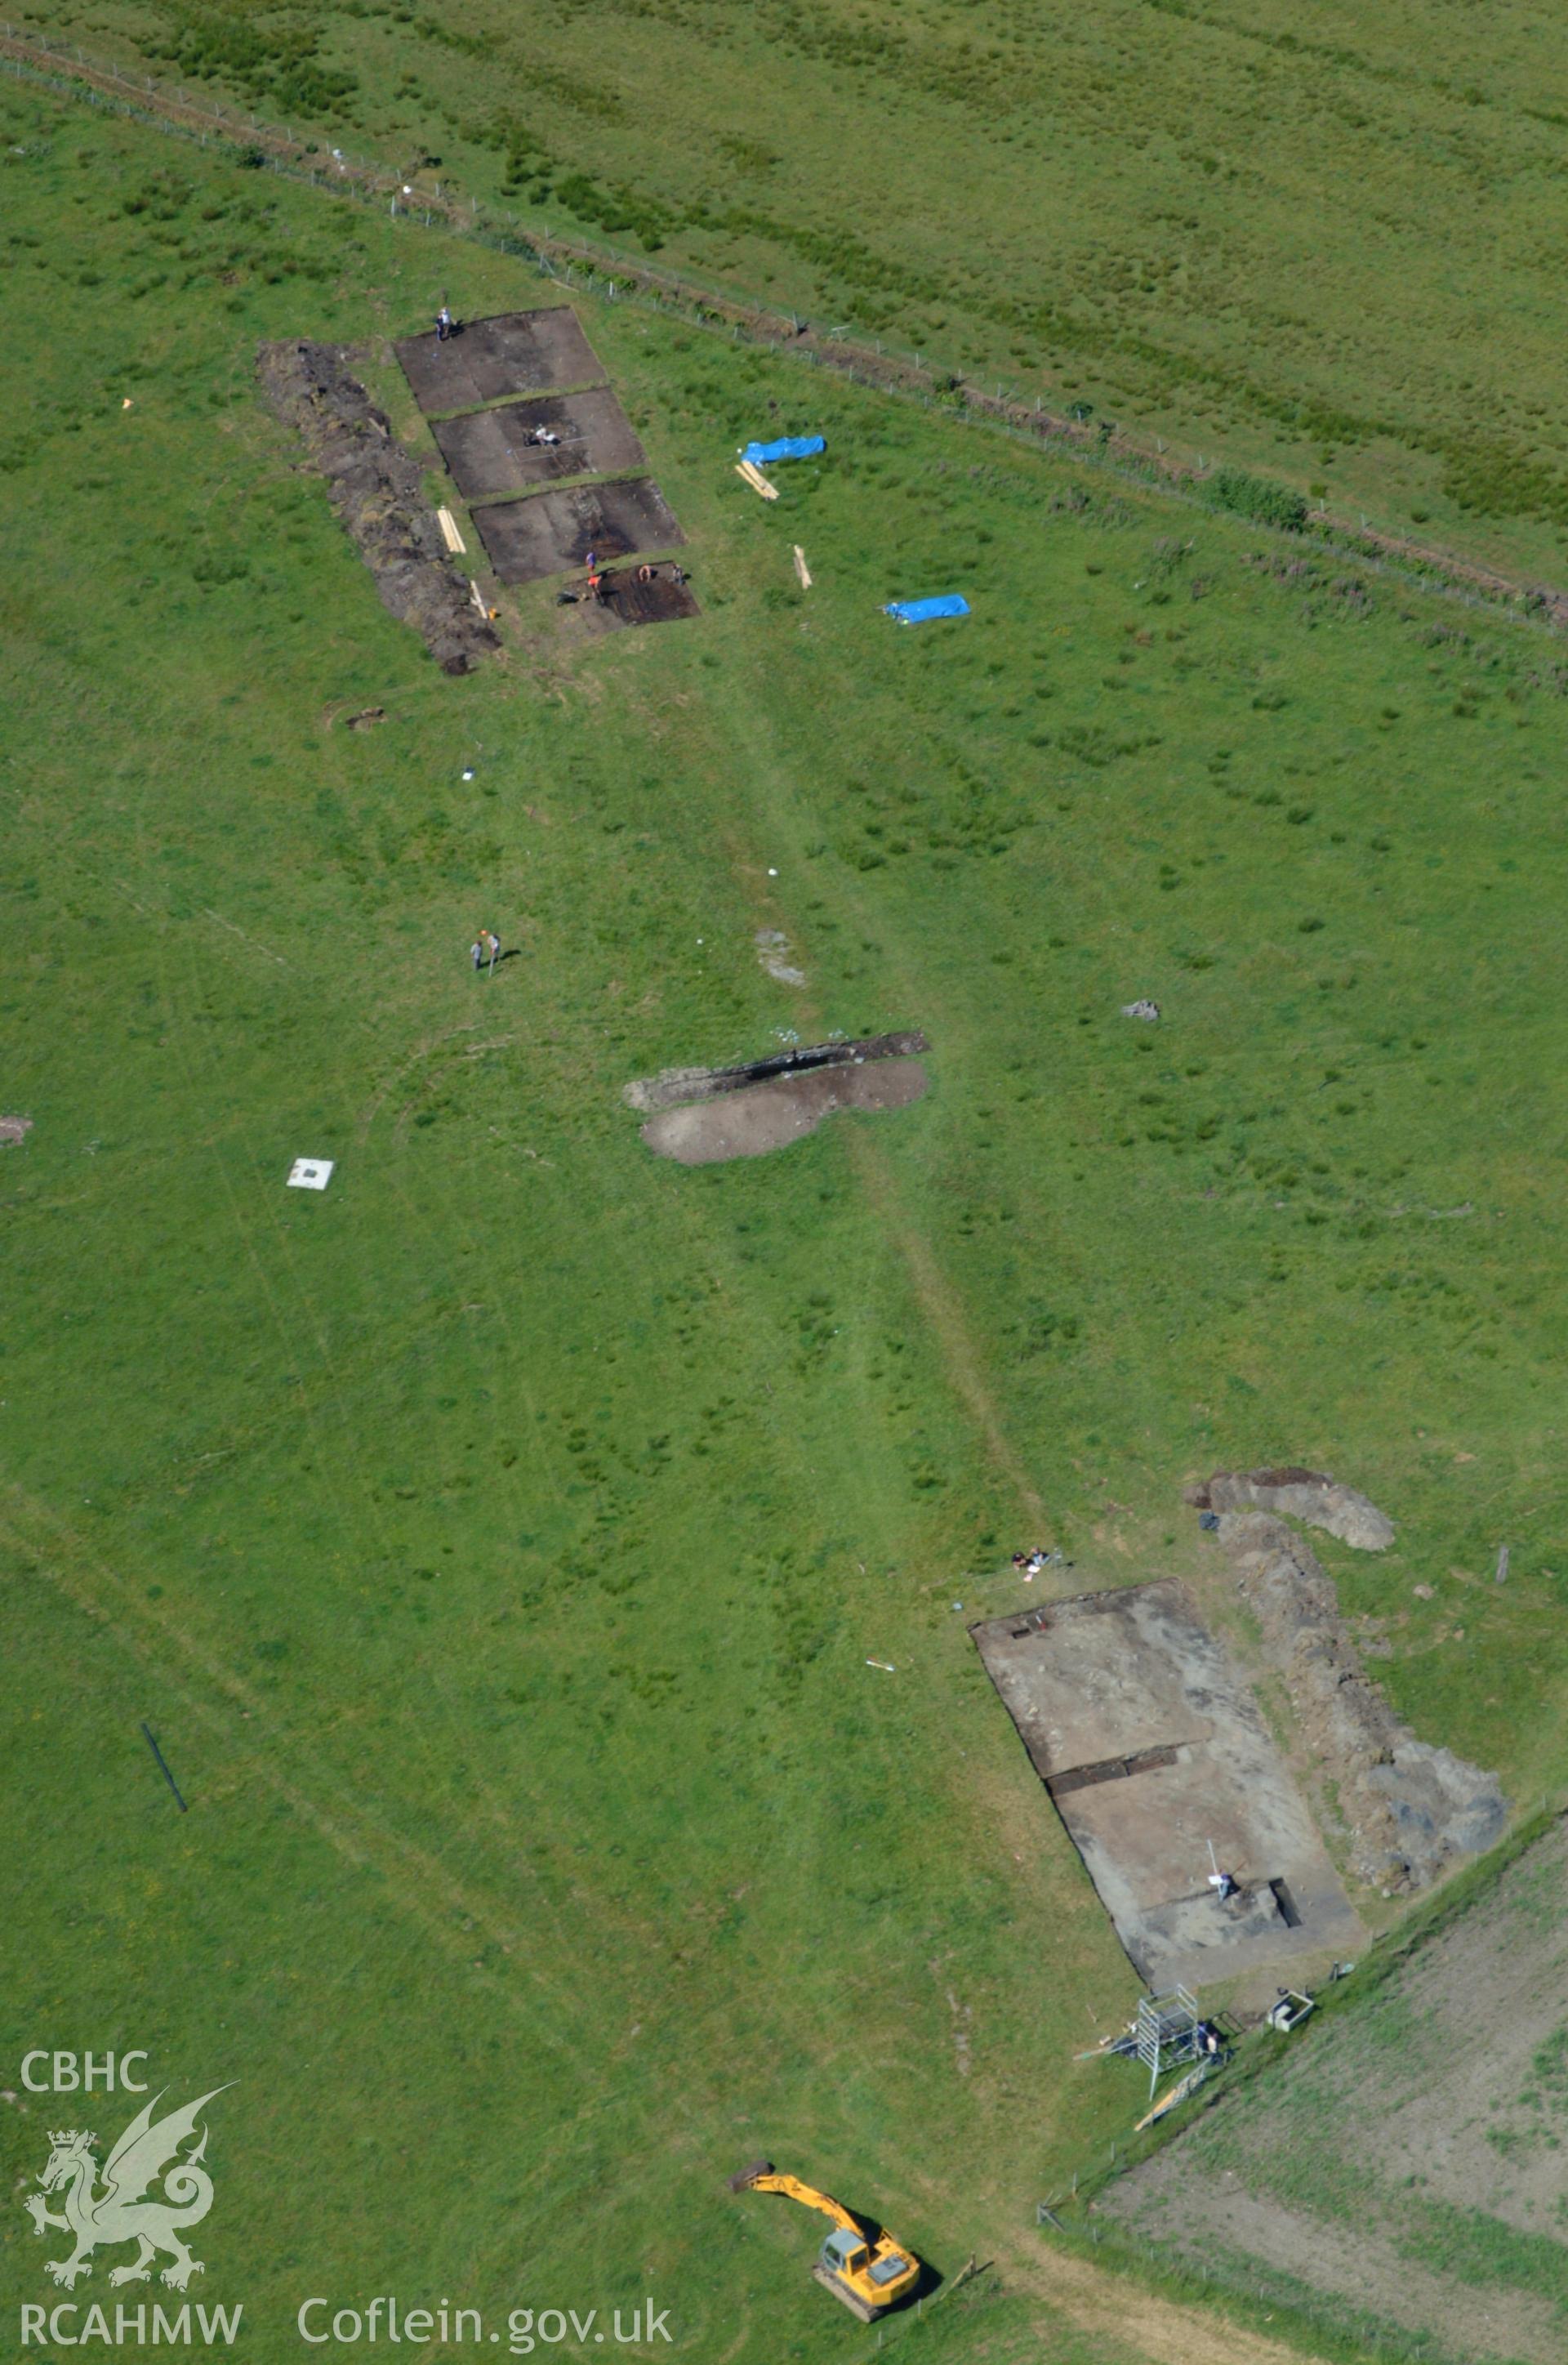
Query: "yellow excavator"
727 2161 920 2322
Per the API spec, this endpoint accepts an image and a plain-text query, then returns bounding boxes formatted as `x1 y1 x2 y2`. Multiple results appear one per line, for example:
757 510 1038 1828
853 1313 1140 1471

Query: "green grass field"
4 64 1568 2365
28 0 1568 582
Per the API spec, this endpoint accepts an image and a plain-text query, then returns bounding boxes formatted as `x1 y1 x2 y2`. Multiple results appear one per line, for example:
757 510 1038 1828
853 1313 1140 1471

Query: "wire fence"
2 23 1565 636
851 2255 991 2364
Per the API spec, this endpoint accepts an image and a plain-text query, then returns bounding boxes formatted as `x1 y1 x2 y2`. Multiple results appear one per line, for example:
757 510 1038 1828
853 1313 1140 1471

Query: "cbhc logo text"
20 2054 149 2092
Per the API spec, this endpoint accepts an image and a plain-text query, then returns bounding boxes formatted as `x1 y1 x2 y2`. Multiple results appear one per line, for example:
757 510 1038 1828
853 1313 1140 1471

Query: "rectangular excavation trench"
433 387 648 501
394 307 606 413
973 1581 1361 1988
472 477 687 583
395 307 692 614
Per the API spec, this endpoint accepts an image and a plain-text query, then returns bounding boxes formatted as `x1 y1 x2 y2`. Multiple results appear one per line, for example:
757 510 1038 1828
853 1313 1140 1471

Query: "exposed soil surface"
0 1116 33 1144
973 1582 1360 1989
1103 1819 1568 2364
1187 1466 1395 1551
474 478 686 584
434 388 645 501
640 1058 928 1164
394 309 604 413
625 1032 928 1113
558 567 700 634
255 341 499 676
1206 1507 1507 1890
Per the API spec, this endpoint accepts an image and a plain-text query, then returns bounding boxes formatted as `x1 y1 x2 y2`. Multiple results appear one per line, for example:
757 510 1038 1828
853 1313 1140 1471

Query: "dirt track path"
699 710 1052 1539
845 1127 1049 1532
993 2225 1337 2365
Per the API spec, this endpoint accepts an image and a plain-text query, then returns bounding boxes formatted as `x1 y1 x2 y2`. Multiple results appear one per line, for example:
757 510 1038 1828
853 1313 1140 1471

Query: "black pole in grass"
140 1722 188 1813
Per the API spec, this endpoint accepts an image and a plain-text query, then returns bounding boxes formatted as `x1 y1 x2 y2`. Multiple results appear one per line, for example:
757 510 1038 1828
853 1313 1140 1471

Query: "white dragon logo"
24 2086 230 2291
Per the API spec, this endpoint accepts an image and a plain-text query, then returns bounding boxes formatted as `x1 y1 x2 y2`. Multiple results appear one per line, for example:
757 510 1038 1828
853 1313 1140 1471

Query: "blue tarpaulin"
741 435 826 465
884 595 970 624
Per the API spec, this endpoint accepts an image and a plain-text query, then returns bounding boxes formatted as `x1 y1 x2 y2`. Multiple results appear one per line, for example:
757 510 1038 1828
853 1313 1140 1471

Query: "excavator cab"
818 2226 917 2310
728 2162 920 2323
822 2228 869 2278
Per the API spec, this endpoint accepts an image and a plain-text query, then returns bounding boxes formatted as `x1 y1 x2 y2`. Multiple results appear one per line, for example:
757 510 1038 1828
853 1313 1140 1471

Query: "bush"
554 171 670 250
1203 467 1307 532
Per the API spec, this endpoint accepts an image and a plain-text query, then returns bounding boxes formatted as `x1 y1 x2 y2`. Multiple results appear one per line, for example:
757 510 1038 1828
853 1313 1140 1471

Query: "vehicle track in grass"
0 1485 617 2069
6 1458 1348 2365
845 1127 1049 1533
699 755 1052 1538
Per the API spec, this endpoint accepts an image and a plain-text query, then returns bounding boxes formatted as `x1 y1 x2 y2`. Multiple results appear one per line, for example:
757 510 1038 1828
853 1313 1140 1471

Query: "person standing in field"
470 928 500 971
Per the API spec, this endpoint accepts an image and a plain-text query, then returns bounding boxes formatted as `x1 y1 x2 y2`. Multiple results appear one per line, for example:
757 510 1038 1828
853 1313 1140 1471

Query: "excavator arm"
739 2171 862 2237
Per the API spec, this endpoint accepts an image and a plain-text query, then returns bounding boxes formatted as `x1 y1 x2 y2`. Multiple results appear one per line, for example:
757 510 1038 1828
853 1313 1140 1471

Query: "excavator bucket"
726 2160 774 2193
